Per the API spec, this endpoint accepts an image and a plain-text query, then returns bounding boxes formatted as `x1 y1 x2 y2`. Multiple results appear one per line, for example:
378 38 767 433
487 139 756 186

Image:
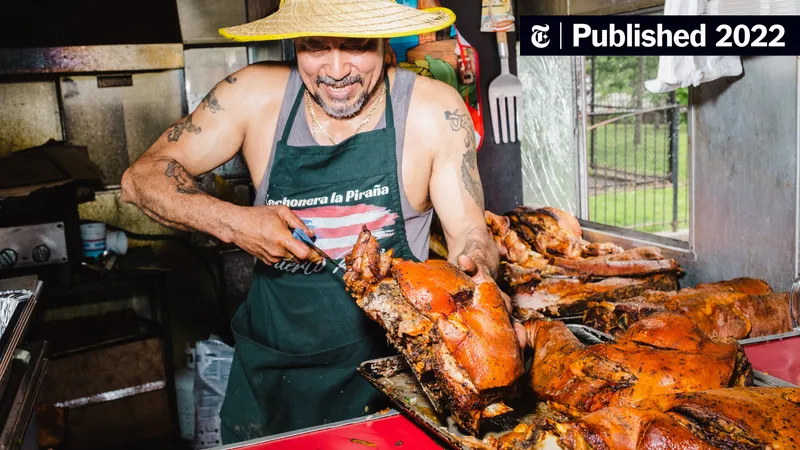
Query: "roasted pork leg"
524 312 753 417
343 227 525 435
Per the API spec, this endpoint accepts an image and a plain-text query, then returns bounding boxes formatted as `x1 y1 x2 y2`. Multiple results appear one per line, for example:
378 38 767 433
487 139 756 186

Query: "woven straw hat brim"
219 0 456 42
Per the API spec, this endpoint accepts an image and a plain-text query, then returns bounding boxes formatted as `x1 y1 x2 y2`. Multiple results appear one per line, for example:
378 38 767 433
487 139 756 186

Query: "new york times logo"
531 24 550 49
520 16 796 56
574 24 706 48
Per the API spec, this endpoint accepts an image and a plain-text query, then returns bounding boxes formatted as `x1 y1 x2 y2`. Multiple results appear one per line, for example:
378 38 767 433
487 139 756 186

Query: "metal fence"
585 56 689 237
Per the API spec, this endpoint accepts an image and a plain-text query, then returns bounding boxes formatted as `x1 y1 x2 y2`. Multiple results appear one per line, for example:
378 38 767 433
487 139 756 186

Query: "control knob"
32 244 51 263
0 248 18 267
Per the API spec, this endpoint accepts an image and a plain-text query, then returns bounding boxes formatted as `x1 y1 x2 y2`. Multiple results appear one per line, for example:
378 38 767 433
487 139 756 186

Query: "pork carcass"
343 227 525 435
523 312 752 417
583 277 792 339
505 207 623 259
485 207 683 319
494 387 800 450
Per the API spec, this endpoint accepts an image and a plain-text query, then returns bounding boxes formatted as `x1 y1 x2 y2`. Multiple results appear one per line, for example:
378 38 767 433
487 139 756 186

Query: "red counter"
222 411 444 450
744 334 800 386
223 336 799 450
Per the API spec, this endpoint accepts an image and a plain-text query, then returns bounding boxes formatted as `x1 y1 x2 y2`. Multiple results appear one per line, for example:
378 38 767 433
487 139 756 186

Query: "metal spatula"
488 32 524 144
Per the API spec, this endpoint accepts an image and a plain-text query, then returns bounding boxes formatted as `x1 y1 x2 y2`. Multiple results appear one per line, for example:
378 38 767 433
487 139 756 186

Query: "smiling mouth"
322 83 358 99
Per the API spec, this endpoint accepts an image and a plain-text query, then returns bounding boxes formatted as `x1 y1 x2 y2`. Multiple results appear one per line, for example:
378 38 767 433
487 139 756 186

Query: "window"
517 8 693 251
582 55 691 243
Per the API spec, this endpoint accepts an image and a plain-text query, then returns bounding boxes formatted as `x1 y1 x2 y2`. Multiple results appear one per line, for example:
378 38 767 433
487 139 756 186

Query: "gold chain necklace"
305 83 386 145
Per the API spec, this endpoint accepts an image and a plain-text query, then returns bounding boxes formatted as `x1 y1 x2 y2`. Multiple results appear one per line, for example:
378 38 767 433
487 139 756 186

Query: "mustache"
316 75 363 88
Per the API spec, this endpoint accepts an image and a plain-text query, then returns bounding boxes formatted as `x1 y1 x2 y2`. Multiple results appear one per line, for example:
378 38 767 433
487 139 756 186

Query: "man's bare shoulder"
405 72 473 151
217 62 293 113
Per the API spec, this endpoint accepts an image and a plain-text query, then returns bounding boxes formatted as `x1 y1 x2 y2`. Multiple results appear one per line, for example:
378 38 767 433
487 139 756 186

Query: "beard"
309 72 383 120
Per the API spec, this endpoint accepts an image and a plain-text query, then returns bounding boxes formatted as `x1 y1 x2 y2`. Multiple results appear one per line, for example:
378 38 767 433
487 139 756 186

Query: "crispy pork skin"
583 301 668 335
486 206 683 318
583 278 792 339
525 387 800 450
485 211 548 272
524 312 753 417
506 206 624 258
506 207 589 259
344 227 524 435
692 277 772 295
547 248 681 278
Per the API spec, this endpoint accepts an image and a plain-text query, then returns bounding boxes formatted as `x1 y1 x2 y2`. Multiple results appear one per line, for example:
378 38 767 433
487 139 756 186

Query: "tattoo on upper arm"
165 159 203 195
167 114 202 142
445 109 484 209
444 109 476 149
201 86 225 114
225 75 237 84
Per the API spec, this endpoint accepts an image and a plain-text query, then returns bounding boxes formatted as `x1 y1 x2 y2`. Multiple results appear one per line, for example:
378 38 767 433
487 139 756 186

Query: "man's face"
294 37 385 119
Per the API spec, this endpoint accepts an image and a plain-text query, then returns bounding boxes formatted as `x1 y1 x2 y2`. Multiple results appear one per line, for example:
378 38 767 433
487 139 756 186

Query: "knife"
291 228 347 275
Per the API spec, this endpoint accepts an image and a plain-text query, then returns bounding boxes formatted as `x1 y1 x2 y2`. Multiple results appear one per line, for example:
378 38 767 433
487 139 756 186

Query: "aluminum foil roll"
0 289 32 339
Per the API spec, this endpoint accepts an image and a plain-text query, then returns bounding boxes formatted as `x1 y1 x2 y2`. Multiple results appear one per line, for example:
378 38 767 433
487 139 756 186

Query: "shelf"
43 313 163 360
0 44 184 76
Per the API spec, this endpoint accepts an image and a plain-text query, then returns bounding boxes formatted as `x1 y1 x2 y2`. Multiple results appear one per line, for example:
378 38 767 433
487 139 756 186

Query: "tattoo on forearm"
201 86 225 113
461 150 485 209
225 75 237 84
444 109 476 149
167 114 201 142
165 159 203 195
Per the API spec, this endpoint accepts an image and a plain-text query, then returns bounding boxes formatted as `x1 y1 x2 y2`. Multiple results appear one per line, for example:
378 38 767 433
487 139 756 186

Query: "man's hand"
230 205 316 265
457 253 491 284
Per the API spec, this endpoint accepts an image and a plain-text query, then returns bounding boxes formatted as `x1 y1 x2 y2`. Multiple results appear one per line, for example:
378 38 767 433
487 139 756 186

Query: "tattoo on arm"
445 109 485 209
164 159 203 195
444 109 476 149
201 86 225 113
167 114 201 142
225 75 237 84
461 150 485 209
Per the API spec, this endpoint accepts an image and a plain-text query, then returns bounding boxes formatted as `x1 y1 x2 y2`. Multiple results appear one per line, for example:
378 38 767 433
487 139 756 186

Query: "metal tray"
0 277 42 386
357 324 795 450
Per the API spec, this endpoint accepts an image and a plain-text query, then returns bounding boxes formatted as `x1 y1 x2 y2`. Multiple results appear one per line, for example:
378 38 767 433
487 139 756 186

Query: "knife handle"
291 228 315 245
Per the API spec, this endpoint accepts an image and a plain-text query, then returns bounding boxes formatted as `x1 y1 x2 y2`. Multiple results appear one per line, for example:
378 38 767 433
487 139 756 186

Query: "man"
121 0 510 444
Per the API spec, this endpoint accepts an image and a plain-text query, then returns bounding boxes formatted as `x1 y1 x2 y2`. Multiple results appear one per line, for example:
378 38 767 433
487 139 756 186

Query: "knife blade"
291 228 348 276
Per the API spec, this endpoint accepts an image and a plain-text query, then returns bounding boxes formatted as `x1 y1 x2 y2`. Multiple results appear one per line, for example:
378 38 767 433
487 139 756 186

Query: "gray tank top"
254 66 433 261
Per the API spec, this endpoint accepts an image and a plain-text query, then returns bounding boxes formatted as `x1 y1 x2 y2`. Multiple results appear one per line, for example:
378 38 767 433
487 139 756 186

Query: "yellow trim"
218 7 456 42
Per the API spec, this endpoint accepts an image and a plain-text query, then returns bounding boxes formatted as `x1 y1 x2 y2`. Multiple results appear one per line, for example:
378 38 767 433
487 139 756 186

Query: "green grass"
589 184 689 233
587 120 690 233
588 119 688 183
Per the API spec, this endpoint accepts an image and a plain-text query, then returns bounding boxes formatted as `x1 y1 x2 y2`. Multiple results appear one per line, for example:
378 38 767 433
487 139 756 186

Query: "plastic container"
105 230 128 255
176 343 196 441
79 223 106 258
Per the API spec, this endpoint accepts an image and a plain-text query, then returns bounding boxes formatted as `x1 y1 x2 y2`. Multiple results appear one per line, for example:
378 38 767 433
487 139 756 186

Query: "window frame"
574 6 696 259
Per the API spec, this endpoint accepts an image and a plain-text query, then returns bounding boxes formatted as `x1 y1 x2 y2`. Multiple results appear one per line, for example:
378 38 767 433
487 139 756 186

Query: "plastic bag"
645 0 742 93
192 338 234 449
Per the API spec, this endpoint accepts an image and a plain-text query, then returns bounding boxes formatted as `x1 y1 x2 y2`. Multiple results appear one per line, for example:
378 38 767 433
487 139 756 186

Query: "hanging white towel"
645 0 743 93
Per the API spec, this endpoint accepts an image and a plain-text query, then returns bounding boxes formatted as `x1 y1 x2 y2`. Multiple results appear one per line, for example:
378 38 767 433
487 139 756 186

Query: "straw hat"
218 0 456 42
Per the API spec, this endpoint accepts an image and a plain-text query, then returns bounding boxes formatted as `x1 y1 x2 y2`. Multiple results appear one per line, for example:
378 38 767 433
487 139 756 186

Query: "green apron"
220 74 418 444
